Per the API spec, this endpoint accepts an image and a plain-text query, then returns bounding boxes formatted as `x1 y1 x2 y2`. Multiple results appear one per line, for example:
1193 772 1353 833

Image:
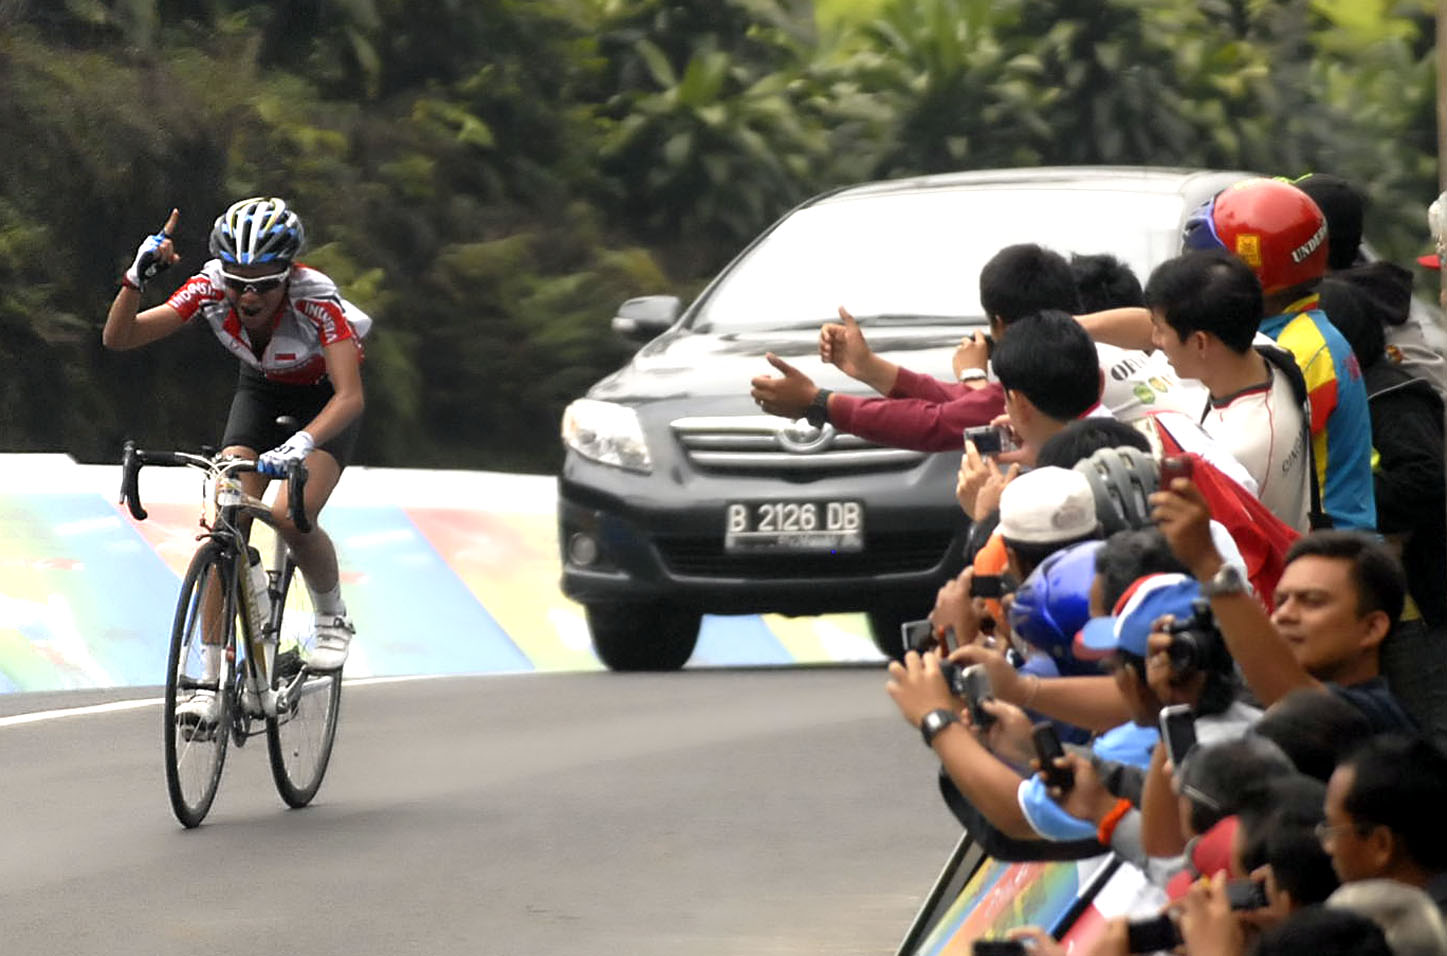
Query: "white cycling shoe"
175 690 222 740
305 615 354 673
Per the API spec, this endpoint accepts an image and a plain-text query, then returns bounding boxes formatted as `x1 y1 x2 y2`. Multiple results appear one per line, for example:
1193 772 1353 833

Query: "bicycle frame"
121 442 312 727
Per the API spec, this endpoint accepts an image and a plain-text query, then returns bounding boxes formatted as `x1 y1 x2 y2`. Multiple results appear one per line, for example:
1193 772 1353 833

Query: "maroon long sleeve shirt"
827 367 1005 452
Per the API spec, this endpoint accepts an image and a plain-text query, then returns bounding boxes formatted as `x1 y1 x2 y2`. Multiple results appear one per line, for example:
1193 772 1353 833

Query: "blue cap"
1079 573 1201 658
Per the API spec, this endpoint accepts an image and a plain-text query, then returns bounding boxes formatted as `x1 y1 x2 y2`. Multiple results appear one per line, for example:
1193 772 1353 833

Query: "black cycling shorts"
220 364 362 470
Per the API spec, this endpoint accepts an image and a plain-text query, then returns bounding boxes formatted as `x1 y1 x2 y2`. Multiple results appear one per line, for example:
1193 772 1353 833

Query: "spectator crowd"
749 175 1447 954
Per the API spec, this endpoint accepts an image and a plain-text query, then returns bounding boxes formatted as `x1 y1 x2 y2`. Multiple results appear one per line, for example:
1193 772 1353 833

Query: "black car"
558 166 1249 670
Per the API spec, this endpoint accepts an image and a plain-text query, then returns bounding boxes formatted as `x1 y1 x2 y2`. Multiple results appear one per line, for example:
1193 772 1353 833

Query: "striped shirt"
1259 298 1376 531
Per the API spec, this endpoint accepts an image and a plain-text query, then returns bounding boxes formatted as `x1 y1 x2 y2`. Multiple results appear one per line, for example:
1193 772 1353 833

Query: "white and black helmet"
208 197 305 266
1073 445 1158 534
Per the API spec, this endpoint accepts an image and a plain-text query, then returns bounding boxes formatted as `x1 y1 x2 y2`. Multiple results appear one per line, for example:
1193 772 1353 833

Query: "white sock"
308 581 346 618
203 645 222 683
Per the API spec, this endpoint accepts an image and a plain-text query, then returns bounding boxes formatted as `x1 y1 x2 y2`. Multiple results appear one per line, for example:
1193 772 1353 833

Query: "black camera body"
938 661 996 729
1163 598 1220 675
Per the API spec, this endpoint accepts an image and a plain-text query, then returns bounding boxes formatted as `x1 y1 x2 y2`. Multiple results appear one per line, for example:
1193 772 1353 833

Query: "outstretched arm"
820 306 900 395
886 651 1038 839
1077 306 1155 352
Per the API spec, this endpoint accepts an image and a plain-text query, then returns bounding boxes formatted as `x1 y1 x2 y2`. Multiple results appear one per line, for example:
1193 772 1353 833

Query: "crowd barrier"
0 454 885 694
899 834 1167 955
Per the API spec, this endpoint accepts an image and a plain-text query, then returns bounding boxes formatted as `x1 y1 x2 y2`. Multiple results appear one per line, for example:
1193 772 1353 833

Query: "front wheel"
164 542 236 829
586 601 701 671
266 558 343 808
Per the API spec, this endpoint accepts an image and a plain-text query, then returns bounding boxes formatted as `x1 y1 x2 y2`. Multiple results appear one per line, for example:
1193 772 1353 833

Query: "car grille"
655 530 955 577
671 416 926 474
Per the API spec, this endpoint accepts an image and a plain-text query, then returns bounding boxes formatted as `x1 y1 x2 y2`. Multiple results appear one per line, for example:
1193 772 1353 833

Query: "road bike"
121 441 343 828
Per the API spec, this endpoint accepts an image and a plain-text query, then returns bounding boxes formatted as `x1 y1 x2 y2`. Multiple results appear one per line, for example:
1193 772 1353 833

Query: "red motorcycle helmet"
1182 178 1329 294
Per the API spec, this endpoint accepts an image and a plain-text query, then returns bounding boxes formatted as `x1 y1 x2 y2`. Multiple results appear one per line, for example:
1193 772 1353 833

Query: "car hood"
587 325 984 402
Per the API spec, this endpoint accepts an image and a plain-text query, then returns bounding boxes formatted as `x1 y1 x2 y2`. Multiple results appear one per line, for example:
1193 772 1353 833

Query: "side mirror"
611 295 680 342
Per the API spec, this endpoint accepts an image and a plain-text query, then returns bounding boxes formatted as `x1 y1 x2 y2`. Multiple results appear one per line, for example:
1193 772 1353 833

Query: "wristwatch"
957 367 988 383
1202 563 1248 598
919 708 961 747
804 388 833 428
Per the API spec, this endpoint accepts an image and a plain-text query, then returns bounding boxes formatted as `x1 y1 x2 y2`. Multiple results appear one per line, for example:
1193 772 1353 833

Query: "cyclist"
103 198 367 723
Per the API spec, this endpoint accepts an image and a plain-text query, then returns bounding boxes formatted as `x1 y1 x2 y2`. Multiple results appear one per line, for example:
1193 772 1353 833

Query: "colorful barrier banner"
911 848 1167 954
0 455 885 693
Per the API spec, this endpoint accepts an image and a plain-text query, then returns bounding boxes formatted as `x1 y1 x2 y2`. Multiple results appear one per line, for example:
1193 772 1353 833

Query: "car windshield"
689 186 1186 332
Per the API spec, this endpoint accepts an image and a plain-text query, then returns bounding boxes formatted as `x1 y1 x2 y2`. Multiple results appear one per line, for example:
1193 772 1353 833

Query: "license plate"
723 501 864 553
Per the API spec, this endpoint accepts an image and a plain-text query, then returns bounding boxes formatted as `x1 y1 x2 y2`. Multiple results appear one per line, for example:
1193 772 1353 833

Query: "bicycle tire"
163 542 236 829
265 557 342 808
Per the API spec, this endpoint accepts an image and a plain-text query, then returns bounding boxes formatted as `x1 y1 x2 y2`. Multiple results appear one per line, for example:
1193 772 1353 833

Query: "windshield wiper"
694 314 981 333
846 314 979 326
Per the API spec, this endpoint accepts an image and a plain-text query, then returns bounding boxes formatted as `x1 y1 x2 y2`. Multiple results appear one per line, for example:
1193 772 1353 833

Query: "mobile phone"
960 665 996 729
1159 454 1193 488
1031 722 1073 791
1125 914 1181 953
964 424 1017 457
900 619 936 654
1226 878 1269 911
970 574 1006 599
1158 704 1198 769
972 941 1025 956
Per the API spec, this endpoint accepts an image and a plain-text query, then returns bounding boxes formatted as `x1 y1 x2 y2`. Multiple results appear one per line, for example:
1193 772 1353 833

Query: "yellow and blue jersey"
1259 298 1377 531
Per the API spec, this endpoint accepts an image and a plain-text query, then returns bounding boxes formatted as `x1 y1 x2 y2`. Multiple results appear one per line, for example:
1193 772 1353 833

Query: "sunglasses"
221 268 290 295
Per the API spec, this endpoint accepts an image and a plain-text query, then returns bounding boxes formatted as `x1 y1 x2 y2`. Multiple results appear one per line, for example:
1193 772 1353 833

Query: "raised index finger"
162 208 180 237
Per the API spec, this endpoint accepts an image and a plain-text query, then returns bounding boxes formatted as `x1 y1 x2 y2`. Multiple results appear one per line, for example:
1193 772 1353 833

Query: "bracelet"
120 275 141 292
958 367 988 382
1096 797 1133 846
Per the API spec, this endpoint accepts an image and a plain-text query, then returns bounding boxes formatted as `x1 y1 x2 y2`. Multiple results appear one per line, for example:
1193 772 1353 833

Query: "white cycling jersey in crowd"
165 260 372 386
1200 365 1311 533
1095 343 1210 422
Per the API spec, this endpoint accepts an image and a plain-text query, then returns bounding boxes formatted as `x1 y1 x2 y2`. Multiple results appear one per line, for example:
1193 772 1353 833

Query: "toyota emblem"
777 420 834 453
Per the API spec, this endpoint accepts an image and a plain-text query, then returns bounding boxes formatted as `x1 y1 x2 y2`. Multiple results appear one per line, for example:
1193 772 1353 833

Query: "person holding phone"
1024 573 1260 865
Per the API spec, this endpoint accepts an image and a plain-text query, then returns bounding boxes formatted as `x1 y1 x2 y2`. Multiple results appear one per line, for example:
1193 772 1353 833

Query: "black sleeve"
1371 389 1445 535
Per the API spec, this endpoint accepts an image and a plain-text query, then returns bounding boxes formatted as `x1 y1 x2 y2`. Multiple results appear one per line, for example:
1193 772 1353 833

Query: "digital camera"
1163 598 1220 675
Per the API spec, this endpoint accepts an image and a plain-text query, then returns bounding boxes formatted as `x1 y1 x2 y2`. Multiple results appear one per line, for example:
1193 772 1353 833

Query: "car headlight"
561 399 654 473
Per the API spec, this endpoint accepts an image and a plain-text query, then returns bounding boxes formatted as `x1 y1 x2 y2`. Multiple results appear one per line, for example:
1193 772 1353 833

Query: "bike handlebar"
119 441 312 533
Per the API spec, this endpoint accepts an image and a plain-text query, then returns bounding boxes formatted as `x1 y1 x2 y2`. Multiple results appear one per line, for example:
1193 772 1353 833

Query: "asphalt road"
0 667 959 955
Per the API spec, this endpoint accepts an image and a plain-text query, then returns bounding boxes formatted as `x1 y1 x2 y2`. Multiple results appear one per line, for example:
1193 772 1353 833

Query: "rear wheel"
266 558 343 808
586 601 701 671
163 543 235 829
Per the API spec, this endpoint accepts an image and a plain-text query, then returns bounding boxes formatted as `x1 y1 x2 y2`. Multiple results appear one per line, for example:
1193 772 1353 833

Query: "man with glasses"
103 198 369 717
1319 735 1447 917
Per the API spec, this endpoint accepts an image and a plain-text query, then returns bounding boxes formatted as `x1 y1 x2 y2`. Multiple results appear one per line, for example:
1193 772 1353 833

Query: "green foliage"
0 0 1442 472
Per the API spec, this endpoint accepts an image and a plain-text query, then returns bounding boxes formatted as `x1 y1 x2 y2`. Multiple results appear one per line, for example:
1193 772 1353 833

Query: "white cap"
998 466 1100 544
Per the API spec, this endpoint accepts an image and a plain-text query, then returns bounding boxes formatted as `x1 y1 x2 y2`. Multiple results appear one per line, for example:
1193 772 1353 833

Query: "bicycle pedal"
178 718 219 743
275 648 304 680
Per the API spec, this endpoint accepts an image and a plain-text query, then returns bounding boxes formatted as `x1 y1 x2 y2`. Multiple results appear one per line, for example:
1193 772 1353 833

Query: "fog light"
568 533 600 567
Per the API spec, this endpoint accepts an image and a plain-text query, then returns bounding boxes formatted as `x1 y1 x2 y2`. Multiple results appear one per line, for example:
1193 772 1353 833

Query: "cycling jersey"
166 260 371 386
1259 298 1376 531
1200 365 1311 532
1095 343 1210 422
